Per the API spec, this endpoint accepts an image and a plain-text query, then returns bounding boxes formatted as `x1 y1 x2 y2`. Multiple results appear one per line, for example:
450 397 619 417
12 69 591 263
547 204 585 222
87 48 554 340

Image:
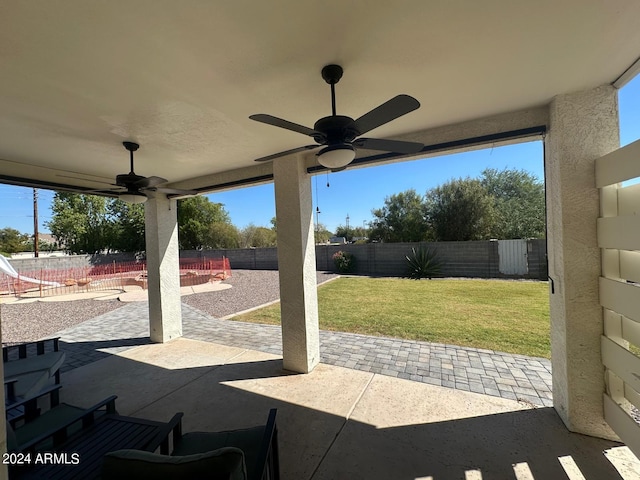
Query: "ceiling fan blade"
250 114 325 139
354 137 424 154
153 187 198 196
353 95 420 136
133 176 168 188
254 145 320 162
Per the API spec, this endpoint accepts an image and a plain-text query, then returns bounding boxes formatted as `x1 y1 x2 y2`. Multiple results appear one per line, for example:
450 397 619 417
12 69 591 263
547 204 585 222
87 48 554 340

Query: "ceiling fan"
60 142 197 203
249 64 425 171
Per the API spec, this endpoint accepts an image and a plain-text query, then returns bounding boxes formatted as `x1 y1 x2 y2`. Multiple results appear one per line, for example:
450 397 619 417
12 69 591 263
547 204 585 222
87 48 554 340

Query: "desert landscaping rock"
1 270 337 345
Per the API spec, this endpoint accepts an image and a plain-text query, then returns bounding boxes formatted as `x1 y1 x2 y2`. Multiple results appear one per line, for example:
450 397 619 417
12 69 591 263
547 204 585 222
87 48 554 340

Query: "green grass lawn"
231 277 551 358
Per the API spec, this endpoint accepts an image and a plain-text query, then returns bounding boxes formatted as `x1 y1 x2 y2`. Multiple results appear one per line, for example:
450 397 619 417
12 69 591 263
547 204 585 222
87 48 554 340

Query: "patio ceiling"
1 1 639 194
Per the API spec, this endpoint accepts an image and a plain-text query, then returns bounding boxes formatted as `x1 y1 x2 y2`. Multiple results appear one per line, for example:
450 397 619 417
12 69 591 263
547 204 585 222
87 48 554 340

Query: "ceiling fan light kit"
250 64 424 168
120 191 148 204
317 144 355 169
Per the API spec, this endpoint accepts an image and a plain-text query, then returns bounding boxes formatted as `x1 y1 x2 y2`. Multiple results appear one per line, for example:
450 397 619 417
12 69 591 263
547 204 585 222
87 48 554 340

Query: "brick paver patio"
55 301 553 407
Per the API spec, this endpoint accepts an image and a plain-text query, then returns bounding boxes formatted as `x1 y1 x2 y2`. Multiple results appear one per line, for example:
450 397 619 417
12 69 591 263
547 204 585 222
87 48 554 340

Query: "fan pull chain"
326 171 330 188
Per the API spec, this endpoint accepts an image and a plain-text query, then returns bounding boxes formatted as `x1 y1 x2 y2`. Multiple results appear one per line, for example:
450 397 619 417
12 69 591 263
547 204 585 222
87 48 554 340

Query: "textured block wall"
9 241 548 280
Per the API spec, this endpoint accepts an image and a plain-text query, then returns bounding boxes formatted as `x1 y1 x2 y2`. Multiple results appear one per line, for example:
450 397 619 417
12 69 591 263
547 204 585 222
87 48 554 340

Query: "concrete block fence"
8 240 547 280
8 252 139 272
184 239 547 280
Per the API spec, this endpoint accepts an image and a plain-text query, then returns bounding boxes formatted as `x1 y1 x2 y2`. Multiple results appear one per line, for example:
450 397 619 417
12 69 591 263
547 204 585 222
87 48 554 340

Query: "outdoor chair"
102 408 281 480
3 337 65 419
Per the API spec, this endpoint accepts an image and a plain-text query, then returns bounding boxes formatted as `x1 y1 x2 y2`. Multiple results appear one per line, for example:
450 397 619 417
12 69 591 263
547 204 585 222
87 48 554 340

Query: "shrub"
406 246 441 279
332 250 356 273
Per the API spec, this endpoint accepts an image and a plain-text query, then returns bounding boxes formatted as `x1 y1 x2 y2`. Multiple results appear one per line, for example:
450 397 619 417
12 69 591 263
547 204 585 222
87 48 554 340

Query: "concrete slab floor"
58 338 640 480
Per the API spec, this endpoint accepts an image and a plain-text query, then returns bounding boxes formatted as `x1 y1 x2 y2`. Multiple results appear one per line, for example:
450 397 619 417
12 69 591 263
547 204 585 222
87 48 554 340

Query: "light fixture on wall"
317 144 355 170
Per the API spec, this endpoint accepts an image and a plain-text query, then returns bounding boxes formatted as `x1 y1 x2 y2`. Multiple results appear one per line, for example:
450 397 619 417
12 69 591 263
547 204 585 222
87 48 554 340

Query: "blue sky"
2 75 639 235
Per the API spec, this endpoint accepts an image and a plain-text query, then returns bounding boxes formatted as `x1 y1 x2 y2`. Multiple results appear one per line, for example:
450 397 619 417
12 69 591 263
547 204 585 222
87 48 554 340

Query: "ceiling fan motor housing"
116 173 146 187
313 115 359 145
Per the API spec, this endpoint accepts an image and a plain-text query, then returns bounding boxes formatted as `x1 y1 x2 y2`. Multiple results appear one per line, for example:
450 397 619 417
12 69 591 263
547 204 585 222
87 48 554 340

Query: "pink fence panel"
0 257 231 298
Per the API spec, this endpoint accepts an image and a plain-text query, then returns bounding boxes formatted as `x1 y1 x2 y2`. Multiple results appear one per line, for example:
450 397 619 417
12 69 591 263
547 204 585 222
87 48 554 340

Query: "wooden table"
18 412 183 479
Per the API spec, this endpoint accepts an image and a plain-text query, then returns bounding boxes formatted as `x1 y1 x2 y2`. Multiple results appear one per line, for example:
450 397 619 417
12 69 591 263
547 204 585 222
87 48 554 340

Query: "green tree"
335 225 368 242
369 189 429 242
209 222 241 248
109 200 146 253
425 178 496 241
314 223 332 244
46 193 114 254
240 224 277 248
23 238 60 253
480 168 545 239
177 196 233 249
0 227 30 254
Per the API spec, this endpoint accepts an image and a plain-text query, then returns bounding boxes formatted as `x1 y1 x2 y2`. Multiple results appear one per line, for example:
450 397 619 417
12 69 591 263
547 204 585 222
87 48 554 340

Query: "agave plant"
406 246 441 280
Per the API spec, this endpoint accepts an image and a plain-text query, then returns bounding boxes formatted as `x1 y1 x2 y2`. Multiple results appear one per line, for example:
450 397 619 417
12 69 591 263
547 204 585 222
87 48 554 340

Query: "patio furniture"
7 389 117 454
3 337 65 420
14 406 183 480
102 408 280 480
6 383 65 430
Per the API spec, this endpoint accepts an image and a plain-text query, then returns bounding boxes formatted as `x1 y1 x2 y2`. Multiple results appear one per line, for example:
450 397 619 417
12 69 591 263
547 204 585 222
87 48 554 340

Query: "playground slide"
0 256 61 287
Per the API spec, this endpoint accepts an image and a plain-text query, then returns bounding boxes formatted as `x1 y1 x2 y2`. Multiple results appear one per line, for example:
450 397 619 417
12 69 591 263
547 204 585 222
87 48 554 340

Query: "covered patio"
59 337 635 479
15 302 640 479
2 1 640 478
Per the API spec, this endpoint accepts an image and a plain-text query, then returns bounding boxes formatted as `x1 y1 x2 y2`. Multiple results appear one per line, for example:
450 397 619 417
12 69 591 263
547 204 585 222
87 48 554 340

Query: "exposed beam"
613 56 640 89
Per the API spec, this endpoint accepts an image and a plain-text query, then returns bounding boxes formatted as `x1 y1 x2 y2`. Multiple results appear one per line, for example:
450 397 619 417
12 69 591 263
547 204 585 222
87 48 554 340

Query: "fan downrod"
321 64 343 85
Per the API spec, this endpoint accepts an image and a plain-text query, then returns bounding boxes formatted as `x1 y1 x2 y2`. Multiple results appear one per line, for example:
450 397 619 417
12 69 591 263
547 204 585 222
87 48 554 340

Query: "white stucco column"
546 85 619 439
273 155 320 373
145 193 183 343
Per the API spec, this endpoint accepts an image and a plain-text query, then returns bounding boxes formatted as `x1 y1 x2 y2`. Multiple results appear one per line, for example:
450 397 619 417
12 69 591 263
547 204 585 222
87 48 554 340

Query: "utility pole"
346 214 350 242
315 207 321 243
33 188 39 258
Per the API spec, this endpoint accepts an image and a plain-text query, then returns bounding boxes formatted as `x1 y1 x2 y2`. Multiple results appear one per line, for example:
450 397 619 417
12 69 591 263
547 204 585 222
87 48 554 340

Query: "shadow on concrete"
315 407 625 479
59 337 152 372
47 339 632 480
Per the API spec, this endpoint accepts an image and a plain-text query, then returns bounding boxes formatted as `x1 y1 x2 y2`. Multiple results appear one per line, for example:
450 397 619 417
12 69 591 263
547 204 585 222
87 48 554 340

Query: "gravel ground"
1 299 123 345
182 269 339 318
1 270 338 345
